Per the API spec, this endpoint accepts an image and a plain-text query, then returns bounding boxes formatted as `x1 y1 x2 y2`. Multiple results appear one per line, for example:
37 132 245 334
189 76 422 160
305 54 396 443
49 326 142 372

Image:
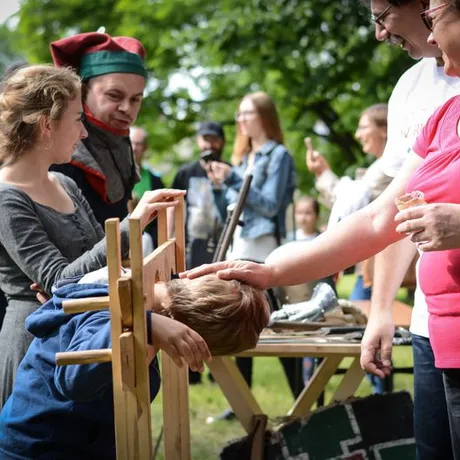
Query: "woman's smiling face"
427 1 460 77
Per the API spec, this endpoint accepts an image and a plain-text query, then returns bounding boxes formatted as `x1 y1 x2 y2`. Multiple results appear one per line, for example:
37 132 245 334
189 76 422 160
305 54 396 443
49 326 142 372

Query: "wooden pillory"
51 193 369 460
54 197 191 460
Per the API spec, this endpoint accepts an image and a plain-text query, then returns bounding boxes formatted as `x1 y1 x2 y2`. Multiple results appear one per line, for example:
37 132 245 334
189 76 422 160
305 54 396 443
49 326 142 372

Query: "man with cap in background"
170 121 227 269
170 121 227 384
49 32 147 227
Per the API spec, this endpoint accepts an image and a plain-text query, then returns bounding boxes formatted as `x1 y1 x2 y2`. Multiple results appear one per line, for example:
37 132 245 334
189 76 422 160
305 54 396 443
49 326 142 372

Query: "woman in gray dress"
0 64 190 408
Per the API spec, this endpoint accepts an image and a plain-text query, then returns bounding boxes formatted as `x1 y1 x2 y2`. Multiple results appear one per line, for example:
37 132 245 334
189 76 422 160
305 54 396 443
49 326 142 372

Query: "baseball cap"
197 121 225 140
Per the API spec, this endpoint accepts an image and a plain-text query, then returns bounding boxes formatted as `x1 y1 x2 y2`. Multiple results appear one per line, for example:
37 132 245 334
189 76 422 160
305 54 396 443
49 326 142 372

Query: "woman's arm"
183 153 423 289
360 237 417 377
0 193 112 294
0 188 185 294
267 153 421 286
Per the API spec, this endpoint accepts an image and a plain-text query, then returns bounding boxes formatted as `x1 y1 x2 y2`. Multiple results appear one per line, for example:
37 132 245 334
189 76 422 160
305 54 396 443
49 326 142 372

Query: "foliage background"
2 0 413 190
0 7 417 457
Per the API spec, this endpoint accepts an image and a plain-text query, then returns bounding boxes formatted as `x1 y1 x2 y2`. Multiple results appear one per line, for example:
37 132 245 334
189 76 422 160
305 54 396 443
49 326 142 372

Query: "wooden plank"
288 355 343 417
117 277 133 328
173 196 186 274
55 349 112 366
238 342 361 358
129 217 153 460
173 197 190 460
106 218 132 459
62 296 109 315
251 415 268 460
119 331 136 390
142 240 176 308
158 198 191 460
330 357 365 403
208 357 263 434
161 353 180 459
161 354 191 460
157 208 168 245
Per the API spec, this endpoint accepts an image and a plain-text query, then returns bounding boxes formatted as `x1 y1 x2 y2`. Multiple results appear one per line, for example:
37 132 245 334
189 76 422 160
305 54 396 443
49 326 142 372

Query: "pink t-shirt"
409 95 460 368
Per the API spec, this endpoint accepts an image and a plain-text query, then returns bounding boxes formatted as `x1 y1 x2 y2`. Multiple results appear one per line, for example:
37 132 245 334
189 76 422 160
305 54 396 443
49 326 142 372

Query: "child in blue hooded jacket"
0 272 269 459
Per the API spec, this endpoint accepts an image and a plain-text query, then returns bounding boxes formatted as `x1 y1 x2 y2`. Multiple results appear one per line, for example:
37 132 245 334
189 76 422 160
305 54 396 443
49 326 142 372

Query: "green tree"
0 24 25 77
16 0 413 191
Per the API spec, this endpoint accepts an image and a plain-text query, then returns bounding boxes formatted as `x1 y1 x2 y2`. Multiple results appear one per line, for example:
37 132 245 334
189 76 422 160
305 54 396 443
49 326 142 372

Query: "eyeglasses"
420 2 450 31
370 4 393 26
235 110 257 120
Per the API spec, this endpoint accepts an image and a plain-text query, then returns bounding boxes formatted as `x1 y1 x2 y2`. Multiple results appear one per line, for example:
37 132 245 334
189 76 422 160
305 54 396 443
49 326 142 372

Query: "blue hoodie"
0 283 161 460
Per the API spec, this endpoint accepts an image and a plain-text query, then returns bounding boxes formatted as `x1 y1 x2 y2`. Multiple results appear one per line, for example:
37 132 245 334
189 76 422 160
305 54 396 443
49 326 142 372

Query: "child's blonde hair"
165 275 269 355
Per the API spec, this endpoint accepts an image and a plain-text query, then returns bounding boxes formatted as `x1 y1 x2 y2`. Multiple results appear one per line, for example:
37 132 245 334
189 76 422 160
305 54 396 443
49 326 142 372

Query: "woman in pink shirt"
183 2 460 455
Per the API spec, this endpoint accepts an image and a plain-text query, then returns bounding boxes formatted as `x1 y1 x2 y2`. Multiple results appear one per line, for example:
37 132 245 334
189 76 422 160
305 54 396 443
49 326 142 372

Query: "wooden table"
206 300 413 435
162 300 413 458
207 338 365 434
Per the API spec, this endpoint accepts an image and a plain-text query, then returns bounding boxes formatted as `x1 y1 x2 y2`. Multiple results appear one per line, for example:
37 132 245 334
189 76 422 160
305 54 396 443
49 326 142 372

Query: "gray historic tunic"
0 173 130 409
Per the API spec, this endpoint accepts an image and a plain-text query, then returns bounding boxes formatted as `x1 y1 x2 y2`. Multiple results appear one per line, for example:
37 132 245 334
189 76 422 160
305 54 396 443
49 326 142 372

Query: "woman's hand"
305 137 330 177
130 189 186 230
395 203 460 251
150 313 212 372
360 310 394 378
202 160 232 186
180 260 275 290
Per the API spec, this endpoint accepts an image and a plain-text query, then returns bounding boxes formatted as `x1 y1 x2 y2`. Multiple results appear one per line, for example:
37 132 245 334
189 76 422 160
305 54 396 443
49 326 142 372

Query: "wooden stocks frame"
55 197 190 460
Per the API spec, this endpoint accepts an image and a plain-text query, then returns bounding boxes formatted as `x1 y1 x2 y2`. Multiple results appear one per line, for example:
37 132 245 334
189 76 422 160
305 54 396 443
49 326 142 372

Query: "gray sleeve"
0 189 130 295
58 174 105 240
57 173 130 256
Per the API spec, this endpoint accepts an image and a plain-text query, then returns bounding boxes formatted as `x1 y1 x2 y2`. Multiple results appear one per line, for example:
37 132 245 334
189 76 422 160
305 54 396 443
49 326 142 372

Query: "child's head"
295 196 320 235
164 275 269 355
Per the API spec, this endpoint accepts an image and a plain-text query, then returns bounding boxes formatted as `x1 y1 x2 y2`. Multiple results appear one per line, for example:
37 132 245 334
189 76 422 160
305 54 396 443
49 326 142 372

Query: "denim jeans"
413 334 453 460
349 275 372 301
442 369 460 460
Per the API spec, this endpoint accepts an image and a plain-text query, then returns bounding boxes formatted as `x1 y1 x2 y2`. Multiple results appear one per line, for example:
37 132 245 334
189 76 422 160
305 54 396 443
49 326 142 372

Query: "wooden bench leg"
208 357 264 433
251 414 268 460
161 353 191 460
287 355 343 417
330 357 365 403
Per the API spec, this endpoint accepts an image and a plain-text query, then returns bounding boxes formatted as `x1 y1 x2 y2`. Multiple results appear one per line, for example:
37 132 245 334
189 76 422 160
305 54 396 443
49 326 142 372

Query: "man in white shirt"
361 1 460 459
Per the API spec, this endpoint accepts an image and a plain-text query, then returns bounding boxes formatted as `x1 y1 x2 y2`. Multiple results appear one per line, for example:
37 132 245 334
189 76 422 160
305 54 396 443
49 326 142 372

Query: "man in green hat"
50 32 148 226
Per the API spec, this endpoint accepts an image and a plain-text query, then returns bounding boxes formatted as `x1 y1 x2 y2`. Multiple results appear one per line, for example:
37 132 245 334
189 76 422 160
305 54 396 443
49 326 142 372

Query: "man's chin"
405 45 423 60
110 119 132 130
444 63 460 78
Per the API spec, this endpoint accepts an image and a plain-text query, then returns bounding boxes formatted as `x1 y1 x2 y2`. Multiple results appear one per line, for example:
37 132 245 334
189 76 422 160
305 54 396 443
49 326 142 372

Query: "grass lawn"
150 274 414 460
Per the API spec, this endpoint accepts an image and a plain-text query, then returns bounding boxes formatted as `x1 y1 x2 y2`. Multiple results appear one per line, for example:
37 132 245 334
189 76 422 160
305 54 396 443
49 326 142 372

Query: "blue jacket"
214 141 296 240
0 283 161 460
